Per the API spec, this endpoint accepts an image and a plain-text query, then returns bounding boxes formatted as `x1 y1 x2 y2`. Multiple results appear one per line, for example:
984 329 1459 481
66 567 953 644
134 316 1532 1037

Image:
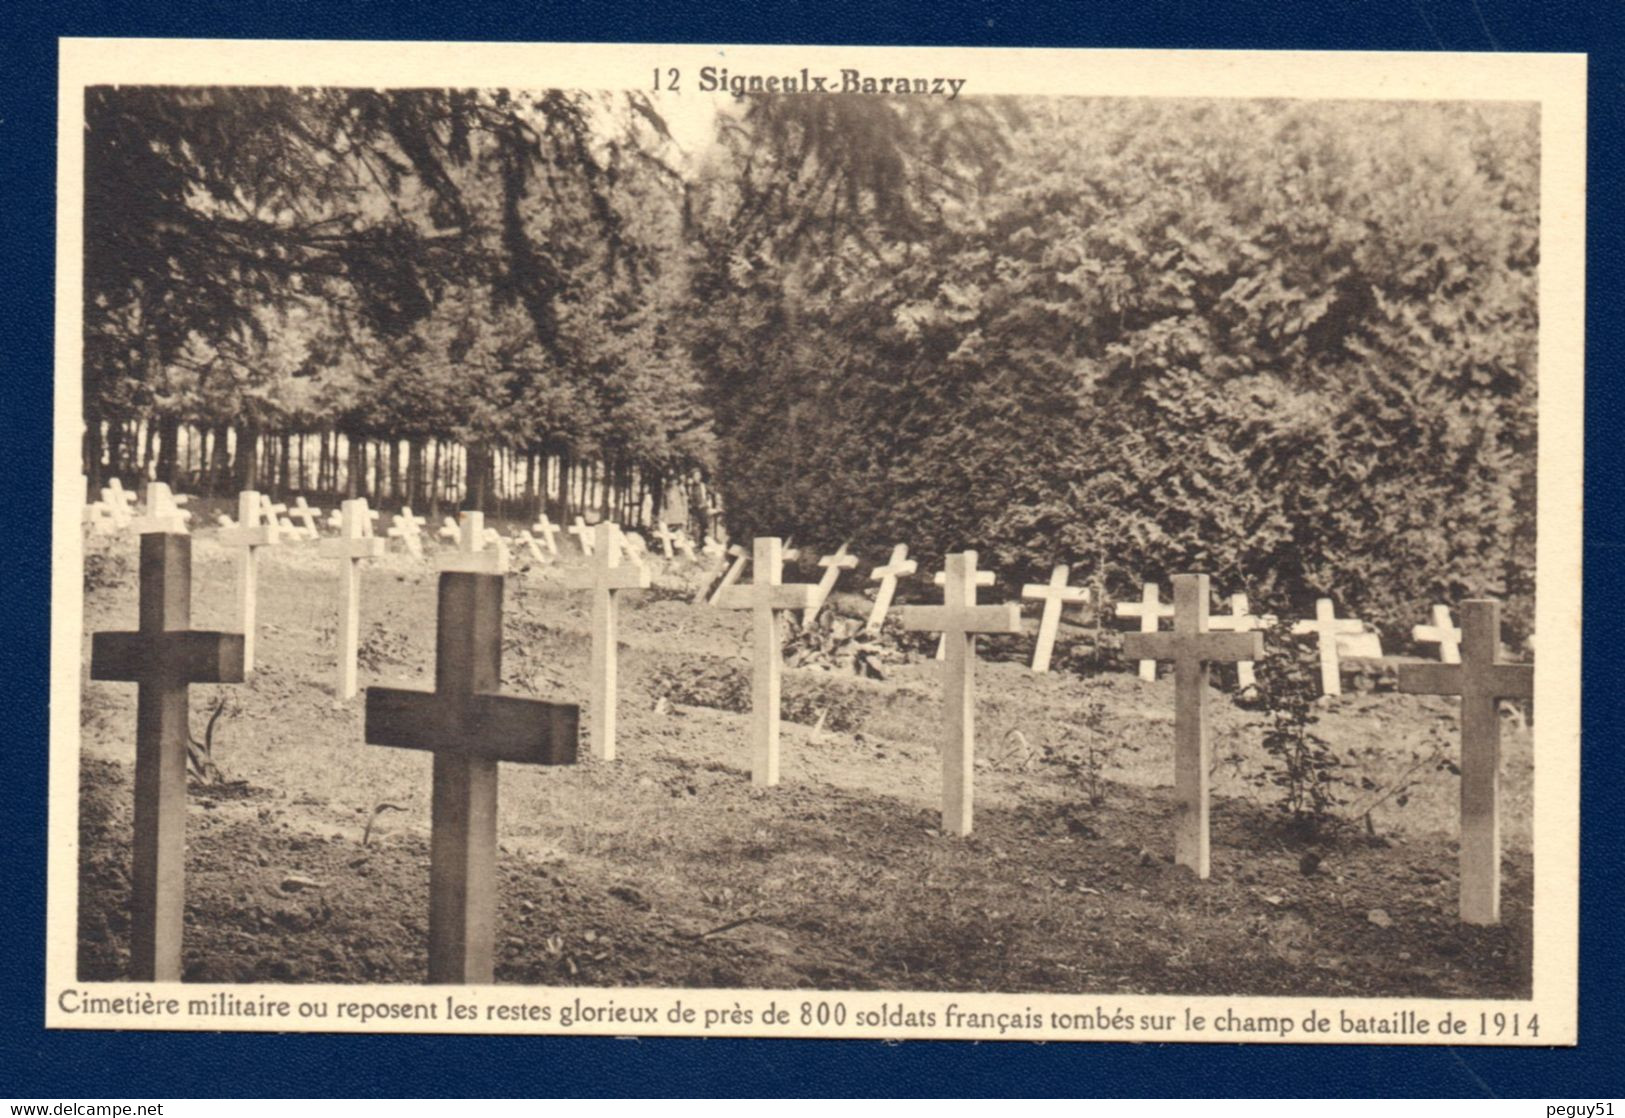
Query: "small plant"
1030 700 1120 807
187 694 233 785
1341 727 1459 836
1247 616 1350 839
83 538 131 593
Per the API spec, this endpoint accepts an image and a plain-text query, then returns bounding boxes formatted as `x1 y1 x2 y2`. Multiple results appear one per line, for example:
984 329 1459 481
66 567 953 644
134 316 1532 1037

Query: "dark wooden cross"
1399 599 1533 925
365 572 579 983
89 533 245 981
1123 573 1263 878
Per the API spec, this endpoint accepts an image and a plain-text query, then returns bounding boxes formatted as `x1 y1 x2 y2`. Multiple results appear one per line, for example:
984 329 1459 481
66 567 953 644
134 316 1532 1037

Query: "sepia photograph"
47 40 1584 1045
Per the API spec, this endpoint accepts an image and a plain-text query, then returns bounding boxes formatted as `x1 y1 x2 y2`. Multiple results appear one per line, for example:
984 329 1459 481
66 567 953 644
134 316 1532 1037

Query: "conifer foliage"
689 98 1538 641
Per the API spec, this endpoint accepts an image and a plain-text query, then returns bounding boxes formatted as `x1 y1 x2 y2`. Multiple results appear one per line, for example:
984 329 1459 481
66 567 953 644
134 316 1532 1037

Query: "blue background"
3 0 1620 1098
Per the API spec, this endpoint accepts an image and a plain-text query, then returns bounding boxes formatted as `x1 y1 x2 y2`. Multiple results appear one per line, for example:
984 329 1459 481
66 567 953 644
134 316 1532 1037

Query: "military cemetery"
70 85 1546 1003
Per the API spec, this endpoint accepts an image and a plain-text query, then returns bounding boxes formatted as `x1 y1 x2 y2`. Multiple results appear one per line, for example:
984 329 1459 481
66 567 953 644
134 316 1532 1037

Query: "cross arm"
563 565 651 592
1488 663 1535 700
319 537 387 559
1397 663 1463 696
899 603 1022 635
365 688 579 765
91 631 247 683
715 584 819 611
1123 630 1263 663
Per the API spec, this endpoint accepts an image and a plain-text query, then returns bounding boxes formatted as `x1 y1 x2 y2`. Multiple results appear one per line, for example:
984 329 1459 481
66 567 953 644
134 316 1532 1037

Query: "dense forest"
83 89 1539 639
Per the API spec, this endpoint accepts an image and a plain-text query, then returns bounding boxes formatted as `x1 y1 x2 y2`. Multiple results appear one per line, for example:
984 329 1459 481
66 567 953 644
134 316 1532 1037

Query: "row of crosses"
90 510 1535 984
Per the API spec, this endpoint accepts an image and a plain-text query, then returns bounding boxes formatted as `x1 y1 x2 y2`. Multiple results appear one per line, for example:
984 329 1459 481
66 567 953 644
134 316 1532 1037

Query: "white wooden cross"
933 564 996 659
622 530 649 560
1207 592 1269 690
389 507 427 558
708 543 750 606
1021 564 1089 673
1399 600 1533 924
84 498 117 534
805 544 858 624
1292 597 1364 697
218 490 282 672
1123 573 1264 878
701 534 725 561
318 498 386 699
437 511 508 575
900 551 1022 835
865 544 917 632
716 538 818 786
1115 582 1175 681
673 529 698 562
260 495 290 537
569 516 595 555
438 516 461 544
325 507 344 532
531 514 561 556
100 478 137 529
653 521 679 558
131 482 190 536
563 522 650 761
289 496 324 540
512 529 549 564
1414 603 1463 664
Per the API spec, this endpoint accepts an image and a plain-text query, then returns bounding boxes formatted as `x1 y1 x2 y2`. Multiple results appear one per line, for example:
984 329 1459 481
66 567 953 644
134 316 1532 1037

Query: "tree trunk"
406 439 423 508
154 414 179 486
466 441 492 513
346 433 364 499
84 407 104 492
234 420 259 491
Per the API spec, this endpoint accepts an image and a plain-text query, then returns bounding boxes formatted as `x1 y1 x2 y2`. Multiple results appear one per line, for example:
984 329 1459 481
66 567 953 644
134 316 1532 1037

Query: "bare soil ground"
75 517 1533 996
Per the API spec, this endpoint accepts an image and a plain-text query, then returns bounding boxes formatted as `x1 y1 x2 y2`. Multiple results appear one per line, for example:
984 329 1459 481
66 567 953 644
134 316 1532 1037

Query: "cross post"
899 551 1022 836
289 497 323 539
1207 592 1269 690
89 533 245 979
364 573 580 982
933 565 995 659
805 544 858 624
1292 597 1364 696
716 538 818 786
707 543 750 606
1115 582 1175 682
1022 564 1089 673
437 511 508 575
389 507 427 558
513 529 548 564
563 522 650 761
319 498 386 699
218 490 281 672
865 544 917 632
1413 603 1463 664
131 482 189 536
653 522 679 559
101 478 137 529
1399 600 1532 924
531 514 561 556
568 516 595 555
1123 573 1263 878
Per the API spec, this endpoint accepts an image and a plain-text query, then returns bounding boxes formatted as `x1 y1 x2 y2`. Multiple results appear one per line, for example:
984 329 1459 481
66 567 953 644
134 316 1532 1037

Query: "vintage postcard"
50 39 1584 1043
